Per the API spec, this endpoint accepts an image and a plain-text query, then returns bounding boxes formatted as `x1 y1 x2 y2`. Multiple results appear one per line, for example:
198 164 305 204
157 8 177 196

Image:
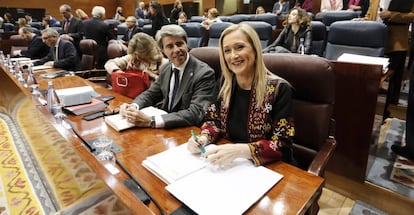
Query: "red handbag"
111 70 150 98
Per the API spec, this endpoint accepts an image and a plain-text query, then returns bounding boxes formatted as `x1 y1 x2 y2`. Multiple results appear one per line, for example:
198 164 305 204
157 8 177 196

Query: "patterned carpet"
349 200 388 215
0 98 131 214
367 118 414 199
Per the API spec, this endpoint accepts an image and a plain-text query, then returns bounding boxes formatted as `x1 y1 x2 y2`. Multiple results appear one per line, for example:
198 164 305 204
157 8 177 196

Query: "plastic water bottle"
0 51 4 65
46 81 61 115
297 38 305 55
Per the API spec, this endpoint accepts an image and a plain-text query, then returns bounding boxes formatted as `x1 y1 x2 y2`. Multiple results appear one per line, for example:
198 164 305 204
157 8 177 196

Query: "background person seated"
177 11 188 25
121 16 142 43
13 27 49 59
272 0 290 16
263 7 312 54
33 28 81 71
118 25 217 129
201 8 222 30
321 0 343 12
187 23 295 167
105 32 168 81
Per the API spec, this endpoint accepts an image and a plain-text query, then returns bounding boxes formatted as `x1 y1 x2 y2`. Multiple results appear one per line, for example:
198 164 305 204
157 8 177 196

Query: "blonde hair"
219 23 283 108
128 32 163 65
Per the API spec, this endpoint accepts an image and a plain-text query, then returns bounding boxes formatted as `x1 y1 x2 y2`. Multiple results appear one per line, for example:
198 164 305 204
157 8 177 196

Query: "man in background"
122 16 142 43
34 28 81 71
13 27 49 59
59 4 84 56
83 6 114 68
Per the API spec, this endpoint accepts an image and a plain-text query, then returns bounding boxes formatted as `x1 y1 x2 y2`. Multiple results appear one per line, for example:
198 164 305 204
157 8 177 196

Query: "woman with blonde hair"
201 7 222 30
75 8 89 20
187 24 295 167
105 32 168 81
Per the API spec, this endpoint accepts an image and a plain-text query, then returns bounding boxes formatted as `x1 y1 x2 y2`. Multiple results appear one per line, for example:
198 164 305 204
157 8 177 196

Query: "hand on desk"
119 103 152 127
44 61 54 67
205 144 252 167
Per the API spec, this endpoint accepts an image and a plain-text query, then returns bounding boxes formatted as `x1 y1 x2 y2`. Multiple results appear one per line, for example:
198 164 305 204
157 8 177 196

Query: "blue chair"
207 22 234 47
189 16 206 23
253 13 279 29
29 22 42 29
241 21 273 48
315 11 360 27
116 25 128 40
50 26 63 34
181 23 206 49
324 21 388 60
311 21 327 57
3 23 15 32
217 16 230 22
229 14 252 24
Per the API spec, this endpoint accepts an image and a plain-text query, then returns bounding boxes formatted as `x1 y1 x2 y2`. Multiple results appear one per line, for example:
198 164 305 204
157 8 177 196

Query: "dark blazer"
263 25 312 54
133 55 217 128
20 35 49 59
61 17 83 42
82 17 114 47
122 26 142 42
34 39 81 71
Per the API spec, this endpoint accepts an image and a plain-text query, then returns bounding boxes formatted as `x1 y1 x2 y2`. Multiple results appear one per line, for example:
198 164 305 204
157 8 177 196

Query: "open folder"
142 143 284 215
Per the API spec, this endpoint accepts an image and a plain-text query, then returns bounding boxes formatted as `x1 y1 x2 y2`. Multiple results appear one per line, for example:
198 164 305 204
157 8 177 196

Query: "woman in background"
114 6 124 21
263 7 312 54
177 11 188 25
187 23 295 167
170 0 183 24
105 32 168 81
75 9 89 20
201 8 222 30
148 1 169 37
272 0 290 16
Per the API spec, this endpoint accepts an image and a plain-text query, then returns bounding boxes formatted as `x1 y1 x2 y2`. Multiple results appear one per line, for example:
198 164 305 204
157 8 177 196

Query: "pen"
191 130 206 154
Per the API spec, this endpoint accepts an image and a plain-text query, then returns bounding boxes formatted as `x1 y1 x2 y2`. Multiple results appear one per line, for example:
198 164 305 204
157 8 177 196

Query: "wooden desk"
6 68 324 215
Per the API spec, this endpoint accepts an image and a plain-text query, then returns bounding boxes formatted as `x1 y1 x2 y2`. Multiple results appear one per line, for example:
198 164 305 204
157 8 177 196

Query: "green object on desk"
191 130 206 154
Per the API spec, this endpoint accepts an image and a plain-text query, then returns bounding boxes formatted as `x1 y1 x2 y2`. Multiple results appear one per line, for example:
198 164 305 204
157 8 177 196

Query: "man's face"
41 33 57 47
126 18 136 29
19 31 32 41
59 7 71 20
161 35 188 67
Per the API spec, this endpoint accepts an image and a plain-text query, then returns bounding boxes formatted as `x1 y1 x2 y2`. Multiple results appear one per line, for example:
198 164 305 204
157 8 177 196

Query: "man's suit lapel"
171 56 194 110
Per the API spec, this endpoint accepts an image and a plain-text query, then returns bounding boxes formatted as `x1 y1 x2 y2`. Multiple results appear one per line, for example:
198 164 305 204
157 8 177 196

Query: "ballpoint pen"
191 130 206 155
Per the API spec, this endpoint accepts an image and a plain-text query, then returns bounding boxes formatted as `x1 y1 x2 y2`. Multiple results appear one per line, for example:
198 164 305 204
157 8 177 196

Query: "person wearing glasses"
33 28 81 71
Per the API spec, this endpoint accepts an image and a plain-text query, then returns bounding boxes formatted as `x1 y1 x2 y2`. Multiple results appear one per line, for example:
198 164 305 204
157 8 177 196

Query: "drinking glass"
31 84 41 98
93 136 115 164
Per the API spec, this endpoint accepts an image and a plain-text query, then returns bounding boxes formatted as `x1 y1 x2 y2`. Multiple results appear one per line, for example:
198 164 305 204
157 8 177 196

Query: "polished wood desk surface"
14 68 324 215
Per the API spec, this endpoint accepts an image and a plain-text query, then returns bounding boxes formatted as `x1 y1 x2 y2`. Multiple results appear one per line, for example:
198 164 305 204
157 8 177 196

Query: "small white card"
104 163 120 175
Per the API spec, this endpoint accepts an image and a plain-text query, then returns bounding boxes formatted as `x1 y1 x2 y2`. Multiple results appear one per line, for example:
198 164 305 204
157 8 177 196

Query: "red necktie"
64 20 70 33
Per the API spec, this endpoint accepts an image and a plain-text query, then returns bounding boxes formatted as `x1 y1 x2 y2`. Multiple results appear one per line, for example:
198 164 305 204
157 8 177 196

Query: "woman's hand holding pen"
187 134 208 154
205 144 251 167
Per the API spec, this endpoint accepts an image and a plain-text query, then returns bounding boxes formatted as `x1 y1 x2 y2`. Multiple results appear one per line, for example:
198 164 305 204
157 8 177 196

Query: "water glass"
93 137 115 164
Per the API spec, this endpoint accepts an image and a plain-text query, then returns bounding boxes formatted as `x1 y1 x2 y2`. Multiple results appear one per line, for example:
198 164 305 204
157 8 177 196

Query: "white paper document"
337 53 389 74
105 106 167 131
142 143 284 215
32 65 53 71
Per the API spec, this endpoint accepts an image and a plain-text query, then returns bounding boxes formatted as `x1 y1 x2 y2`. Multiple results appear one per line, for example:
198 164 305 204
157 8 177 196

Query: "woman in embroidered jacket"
187 23 295 166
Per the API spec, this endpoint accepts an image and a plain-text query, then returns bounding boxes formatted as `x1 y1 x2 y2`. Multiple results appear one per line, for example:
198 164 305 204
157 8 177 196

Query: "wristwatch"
150 116 155 128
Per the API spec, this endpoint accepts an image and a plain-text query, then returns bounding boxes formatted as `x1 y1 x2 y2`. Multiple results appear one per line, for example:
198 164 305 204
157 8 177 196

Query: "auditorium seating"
180 22 206 49
190 47 336 215
241 21 273 48
315 11 360 27
9 34 27 54
253 13 279 29
207 22 234 47
311 21 327 57
324 20 387 60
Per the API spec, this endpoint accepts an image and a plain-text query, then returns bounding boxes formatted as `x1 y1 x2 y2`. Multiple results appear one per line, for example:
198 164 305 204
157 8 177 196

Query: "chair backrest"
189 16 206 23
229 14 252 24
79 39 97 70
116 25 128 40
253 13 279 29
29 22 42 29
107 39 127 59
311 21 327 56
325 20 388 60
3 23 15 32
207 22 234 47
181 22 206 49
190 47 335 171
241 21 273 48
217 16 230 22
50 26 62 34
10 35 28 54
315 11 360 27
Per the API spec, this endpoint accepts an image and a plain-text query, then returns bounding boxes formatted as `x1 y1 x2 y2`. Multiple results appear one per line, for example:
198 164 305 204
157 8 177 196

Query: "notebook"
105 106 167 131
142 143 284 215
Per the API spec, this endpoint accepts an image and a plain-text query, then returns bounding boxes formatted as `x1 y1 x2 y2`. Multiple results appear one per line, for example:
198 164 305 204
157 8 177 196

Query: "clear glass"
31 84 41 97
93 137 115 164
53 103 67 122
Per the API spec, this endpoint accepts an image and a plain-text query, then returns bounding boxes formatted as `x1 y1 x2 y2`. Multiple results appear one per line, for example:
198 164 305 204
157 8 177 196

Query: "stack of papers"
105 106 167 131
337 53 389 74
142 143 284 215
65 98 107 115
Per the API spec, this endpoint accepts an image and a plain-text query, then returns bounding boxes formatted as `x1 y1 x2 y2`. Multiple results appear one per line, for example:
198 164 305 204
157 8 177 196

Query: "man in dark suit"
12 27 49 59
33 28 81 71
119 24 217 129
122 16 142 43
59 4 83 56
82 6 114 68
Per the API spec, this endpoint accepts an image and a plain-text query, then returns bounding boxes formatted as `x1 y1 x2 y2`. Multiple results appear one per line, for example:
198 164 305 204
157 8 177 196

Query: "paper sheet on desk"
337 53 389 74
166 158 283 215
32 65 53 71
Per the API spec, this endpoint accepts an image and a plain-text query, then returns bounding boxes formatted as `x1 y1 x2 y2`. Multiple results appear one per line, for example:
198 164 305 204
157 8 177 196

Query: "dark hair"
282 7 311 28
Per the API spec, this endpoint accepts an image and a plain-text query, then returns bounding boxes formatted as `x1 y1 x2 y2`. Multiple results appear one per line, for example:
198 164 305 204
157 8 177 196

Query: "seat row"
182 20 388 60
